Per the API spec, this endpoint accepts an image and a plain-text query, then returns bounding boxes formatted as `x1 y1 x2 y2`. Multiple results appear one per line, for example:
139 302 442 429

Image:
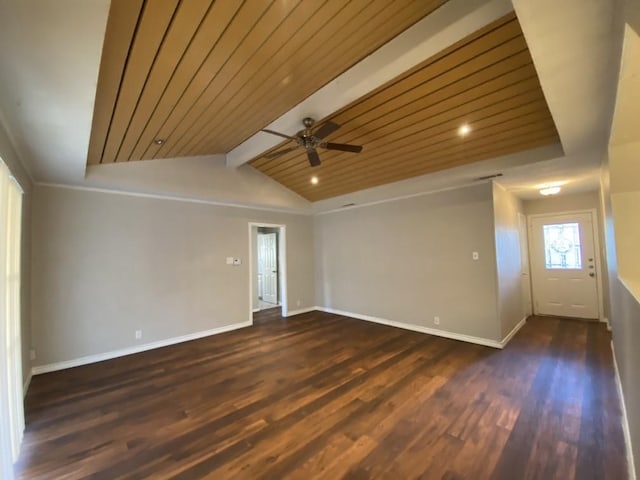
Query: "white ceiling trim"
310 144 565 213
36 182 311 216
84 154 312 213
226 0 514 168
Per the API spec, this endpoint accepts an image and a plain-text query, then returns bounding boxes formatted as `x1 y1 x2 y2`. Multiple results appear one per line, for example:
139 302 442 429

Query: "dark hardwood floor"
16 310 627 479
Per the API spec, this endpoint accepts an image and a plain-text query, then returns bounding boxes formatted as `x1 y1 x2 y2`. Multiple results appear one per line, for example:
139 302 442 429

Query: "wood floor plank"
16 312 628 479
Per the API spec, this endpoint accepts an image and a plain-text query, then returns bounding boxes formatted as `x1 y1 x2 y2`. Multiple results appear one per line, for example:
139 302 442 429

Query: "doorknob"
589 273 595 277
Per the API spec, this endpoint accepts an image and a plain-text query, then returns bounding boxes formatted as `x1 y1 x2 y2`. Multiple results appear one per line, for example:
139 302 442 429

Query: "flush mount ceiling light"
310 176 319 185
153 138 165 145
540 186 561 196
458 124 471 136
537 180 566 196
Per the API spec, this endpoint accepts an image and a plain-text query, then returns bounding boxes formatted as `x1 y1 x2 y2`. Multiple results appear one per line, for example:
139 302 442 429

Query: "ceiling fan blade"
312 121 340 139
263 146 298 159
261 128 297 141
307 149 321 167
322 142 363 153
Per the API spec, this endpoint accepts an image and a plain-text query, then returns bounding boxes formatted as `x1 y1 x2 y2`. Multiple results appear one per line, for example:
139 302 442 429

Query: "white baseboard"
317 307 503 349
31 320 253 375
611 341 637 480
283 306 318 317
602 317 612 331
499 316 527 347
252 308 260 313
23 371 32 398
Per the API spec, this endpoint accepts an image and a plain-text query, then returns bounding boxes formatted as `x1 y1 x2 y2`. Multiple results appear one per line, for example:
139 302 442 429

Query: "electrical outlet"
30 349 36 361
135 330 142 340
297 299 301 307
472 251 479 260
434 316 440 325
232 258 242 265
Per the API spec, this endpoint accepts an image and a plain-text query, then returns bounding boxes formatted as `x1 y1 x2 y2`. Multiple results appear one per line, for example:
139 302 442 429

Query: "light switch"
226 257 234 265
472 251 479 260
233 258 242 265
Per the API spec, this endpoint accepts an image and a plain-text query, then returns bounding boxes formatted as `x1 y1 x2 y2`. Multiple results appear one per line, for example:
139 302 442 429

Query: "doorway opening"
249 223 287 320
528 210 604 320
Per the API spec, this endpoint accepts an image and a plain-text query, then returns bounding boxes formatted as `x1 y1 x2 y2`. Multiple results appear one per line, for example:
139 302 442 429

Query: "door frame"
518 212 533 317
248 222 288 321
526 209 605 322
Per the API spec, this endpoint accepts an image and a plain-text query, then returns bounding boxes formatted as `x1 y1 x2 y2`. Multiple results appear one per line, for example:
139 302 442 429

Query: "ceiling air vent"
474 173 503 181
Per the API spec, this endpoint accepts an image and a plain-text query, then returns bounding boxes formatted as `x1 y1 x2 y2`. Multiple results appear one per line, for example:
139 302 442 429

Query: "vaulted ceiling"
250 12 559 201
87 0 561 202
88 0 446 166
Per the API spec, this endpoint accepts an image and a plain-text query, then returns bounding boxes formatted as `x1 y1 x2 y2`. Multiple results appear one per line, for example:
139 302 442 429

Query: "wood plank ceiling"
87 0 447 166
250 13 561 201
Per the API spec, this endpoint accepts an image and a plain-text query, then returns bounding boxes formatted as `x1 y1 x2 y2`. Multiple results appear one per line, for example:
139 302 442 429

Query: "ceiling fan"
261 117 363 167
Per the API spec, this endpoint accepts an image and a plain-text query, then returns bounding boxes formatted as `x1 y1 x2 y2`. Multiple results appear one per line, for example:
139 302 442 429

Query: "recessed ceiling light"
540 186 561 196
458 124 471 136
153 139 165 145
310 176 319 185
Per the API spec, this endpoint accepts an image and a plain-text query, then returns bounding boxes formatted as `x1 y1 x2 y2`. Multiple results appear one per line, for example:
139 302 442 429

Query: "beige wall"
609 141 640 296
492 183 526 338
314 183 501 341
612 191 640 287
0 121 32 386
600 158 640 476
31 185 314 367
602 19 640 473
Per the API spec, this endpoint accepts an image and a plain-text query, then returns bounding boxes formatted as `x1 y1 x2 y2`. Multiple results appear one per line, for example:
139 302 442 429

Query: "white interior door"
257 233 278 304
529 212 599 319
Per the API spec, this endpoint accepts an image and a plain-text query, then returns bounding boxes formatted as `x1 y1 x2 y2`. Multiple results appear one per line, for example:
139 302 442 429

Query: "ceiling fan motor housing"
260 117 363 166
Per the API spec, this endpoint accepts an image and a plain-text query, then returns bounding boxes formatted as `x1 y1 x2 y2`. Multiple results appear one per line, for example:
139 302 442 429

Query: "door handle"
589 273 595 277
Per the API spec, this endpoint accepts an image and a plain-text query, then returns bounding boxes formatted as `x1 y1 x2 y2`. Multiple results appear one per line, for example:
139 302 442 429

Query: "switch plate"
472 251 479 260
135 330 142 340
226 257 234 265
233 258 242 265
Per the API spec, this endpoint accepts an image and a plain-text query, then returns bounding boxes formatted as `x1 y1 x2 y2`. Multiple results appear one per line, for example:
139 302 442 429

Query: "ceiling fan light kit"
261 117 363 167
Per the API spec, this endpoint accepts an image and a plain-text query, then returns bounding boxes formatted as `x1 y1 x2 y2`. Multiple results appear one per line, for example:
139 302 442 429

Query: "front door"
529 212 599 319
